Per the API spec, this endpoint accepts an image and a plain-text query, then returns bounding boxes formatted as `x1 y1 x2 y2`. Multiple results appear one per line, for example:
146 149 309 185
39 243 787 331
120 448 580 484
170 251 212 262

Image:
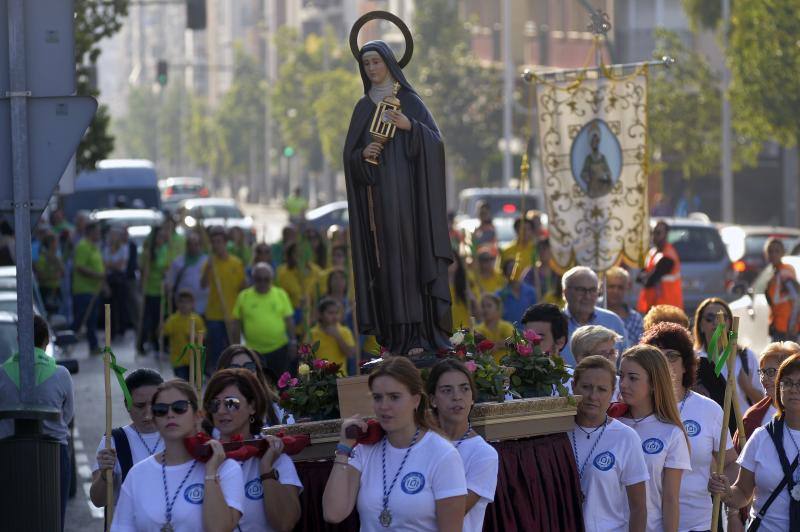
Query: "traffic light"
187 0 206 30
156 60 168 86
283 146 295 158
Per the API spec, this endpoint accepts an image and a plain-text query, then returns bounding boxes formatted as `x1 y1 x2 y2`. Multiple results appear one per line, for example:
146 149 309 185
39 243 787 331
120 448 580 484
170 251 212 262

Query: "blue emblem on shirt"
593 451 616 471
245 478 264 500
684 420 701 437
642 438 665 455
183 483 205 504
400 472 425 494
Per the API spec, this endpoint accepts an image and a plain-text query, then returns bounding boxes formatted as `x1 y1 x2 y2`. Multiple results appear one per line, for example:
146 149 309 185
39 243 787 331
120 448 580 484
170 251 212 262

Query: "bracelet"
204 474 219 482
335 443 353 457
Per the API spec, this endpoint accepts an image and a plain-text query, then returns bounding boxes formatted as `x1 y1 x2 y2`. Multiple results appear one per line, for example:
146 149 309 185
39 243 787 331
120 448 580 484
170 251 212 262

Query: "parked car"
179 198 256 241
159 177 209 212
62 159 161 220
456 188 545 222
305 201 349 234
629 217 733 316
720 225 800 290
89 208 165 252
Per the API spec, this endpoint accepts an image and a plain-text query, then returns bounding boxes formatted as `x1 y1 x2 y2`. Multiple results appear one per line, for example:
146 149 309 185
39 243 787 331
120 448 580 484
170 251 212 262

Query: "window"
668 227 726 263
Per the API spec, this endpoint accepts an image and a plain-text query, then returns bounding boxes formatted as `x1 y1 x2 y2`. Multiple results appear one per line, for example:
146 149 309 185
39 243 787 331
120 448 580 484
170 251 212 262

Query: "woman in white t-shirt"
323 356 467 531
710 354 800 532
426 358 499 532
203 368 302 532
641 322 739 532
112 379 244 532
617 345 691 532
570 355 648 532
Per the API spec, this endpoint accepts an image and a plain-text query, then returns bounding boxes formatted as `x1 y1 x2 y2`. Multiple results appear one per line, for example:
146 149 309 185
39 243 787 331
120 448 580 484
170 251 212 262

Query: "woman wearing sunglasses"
426 358 498 532
203 369 302 532
217 345 283 426
693 298 764 432
112 379 243 531
616 345 691 532
641 322 739 532
323 356 467 531
710 354 800 531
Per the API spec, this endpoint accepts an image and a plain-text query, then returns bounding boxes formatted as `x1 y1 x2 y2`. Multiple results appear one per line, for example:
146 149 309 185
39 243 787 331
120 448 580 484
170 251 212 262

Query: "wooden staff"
135 239 151 352
103 304 114 528
189 318 196 389
196 331 205 391
720 318 747 443
710 314 740 532
157 282 165 371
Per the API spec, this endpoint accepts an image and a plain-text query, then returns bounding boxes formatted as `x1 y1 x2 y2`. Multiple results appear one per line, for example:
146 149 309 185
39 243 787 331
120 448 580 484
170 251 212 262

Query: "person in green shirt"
227 226 253 267
232 262 296 382
35 232 64 314
72 222 105 353
136 226 170 355
284 187 308 225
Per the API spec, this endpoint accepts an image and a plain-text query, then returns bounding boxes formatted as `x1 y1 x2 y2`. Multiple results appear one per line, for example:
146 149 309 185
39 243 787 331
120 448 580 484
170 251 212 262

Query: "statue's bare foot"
408 347 424 356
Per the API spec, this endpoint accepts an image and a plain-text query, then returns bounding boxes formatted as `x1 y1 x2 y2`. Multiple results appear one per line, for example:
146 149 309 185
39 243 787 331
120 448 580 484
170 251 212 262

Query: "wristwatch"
259 469 280 482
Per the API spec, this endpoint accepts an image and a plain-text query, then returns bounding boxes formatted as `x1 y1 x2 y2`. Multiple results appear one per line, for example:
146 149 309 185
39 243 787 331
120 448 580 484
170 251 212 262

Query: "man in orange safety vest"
764 237 799 341
636 220 683 313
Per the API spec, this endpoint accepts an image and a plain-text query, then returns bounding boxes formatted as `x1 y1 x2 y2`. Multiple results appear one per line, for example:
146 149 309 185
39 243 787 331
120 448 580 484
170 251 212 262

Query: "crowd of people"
10 199 800 531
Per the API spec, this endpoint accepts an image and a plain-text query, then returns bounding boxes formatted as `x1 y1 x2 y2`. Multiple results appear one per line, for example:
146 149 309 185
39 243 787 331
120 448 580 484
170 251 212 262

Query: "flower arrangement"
446 329 512 403
500 328 571 398
277 342 341 422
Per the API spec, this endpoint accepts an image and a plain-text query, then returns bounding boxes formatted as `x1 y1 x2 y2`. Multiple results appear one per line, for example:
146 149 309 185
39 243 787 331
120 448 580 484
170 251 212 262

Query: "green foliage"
648 29 758 180
115 86 160 161
729 0 800 147
278 343 341 421
681 0 722 30
74 0 129 171
409 0 504 186
500 328 571 398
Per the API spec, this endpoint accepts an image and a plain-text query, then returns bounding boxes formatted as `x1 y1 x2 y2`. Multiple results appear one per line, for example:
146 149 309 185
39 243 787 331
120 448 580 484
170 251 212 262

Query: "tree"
681 0 722 30
729 0 800 147
409 0 505 186
74 0 129 171
648 29 759 181
115 86 159 161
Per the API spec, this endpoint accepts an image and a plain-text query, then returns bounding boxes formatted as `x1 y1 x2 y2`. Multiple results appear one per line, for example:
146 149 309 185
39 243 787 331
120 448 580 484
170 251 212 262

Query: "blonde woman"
570 325 622 366
616 345 691 532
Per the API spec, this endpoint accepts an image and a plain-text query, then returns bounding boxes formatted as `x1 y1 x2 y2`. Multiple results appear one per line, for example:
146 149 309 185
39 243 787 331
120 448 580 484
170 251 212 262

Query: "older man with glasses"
559 266 627 366
232 262 296 381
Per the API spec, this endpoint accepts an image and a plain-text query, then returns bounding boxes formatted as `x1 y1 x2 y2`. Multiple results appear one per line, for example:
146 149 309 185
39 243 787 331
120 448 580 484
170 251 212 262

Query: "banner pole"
189 319 196 387
103 304 114 528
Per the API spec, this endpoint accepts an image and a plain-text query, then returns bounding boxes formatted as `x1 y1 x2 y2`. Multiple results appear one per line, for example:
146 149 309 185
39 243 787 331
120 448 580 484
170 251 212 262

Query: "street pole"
721 0 733 223
502 0 513 187
264 0 277 203
8 0 35 401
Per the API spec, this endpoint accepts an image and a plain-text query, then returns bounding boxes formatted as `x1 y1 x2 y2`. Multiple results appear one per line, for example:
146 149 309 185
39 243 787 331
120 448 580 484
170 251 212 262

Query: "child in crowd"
310 297 356 376
161 289 205 381
475 294 515 362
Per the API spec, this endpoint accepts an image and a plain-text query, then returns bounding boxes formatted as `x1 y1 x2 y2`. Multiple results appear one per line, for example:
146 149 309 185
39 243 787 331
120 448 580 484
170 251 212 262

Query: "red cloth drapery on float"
289 433 585 532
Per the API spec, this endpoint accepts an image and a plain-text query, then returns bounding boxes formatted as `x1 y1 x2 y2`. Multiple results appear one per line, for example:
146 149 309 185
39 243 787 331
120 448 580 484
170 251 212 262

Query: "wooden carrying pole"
157 282 165 370
710 315 740 532
189 319 196 390
196 331 205 392
103 304 114 528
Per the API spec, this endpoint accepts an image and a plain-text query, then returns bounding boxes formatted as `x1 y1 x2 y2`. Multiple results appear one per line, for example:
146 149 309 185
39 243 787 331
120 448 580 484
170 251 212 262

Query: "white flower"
450 331 465 345
792 484 800 502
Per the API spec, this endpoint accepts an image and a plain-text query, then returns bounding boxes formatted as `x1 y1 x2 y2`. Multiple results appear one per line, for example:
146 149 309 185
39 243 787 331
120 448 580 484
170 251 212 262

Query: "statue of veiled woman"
343 39 452 356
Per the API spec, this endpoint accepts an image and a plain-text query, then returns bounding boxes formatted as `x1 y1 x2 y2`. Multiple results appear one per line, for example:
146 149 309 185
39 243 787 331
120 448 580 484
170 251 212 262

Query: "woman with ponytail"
323 356 467 531
616 345 691 532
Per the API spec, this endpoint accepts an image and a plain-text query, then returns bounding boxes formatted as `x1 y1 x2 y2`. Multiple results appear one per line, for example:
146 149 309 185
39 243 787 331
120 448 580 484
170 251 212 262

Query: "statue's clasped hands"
385 110 411 131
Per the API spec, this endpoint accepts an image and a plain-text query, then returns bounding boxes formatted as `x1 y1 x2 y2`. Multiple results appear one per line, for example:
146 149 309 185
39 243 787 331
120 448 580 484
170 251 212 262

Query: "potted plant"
500 328 571 398
277 342 342 422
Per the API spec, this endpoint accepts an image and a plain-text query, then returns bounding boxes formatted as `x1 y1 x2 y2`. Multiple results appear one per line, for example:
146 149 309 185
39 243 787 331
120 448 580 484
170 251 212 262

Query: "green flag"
714 331 738 377
707 322 725 364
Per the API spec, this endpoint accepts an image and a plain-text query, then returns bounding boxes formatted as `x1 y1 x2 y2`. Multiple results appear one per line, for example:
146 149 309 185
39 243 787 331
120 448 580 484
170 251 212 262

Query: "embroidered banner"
535 67 649 274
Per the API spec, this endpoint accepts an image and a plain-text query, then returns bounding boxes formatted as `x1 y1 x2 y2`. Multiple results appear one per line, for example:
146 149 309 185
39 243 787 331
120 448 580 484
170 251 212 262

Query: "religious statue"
344 12 452 356
579 122 614 198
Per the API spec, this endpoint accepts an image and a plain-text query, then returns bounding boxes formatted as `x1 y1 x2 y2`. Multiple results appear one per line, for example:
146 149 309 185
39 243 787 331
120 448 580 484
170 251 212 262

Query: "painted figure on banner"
579 122 614 198
344 14 452 357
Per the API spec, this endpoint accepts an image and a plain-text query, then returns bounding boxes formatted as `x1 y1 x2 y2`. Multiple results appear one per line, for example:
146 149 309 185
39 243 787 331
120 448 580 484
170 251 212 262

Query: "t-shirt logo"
183 483 205 504
400 472 425 494
245 478 263 500
593 451 616 471
642 438 664 455
684 420 701 437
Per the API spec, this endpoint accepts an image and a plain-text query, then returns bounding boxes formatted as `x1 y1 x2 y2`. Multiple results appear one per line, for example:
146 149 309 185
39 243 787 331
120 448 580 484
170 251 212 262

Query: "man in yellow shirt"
309 298 356 375
472 250 505 296
201 226 246 373
500 215 539 276
232 263 296 382
161 289 205 381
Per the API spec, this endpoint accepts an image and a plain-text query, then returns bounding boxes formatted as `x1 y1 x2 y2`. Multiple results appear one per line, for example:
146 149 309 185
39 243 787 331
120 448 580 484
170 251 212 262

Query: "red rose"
477 339 495 353
280 391 290 402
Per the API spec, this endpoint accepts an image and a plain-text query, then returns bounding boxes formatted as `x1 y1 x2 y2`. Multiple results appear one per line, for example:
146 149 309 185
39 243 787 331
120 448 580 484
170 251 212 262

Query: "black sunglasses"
152 400 191 417
207 396 242 414
228 362 257 372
